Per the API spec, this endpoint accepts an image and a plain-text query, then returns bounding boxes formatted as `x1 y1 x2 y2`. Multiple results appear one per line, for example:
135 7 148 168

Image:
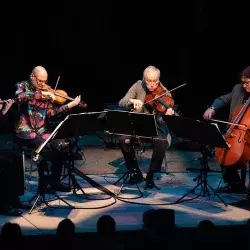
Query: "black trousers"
15 136 66 188
119 131 168 174
0 150 24 207
222 164 249 189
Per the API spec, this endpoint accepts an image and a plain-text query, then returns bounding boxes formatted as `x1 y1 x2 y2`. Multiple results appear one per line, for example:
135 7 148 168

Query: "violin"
145 84 174 113
144 83 186 114
40 83 87 109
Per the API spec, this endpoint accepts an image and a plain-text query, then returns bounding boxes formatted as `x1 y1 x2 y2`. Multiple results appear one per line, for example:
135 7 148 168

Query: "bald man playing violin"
203 66 250 196
118 65 174 189
14 66 81 193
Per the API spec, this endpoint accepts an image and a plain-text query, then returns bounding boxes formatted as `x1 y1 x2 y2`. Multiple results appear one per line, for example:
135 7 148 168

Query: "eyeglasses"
144 78 160 85
242 81 250 86
33 74 48 84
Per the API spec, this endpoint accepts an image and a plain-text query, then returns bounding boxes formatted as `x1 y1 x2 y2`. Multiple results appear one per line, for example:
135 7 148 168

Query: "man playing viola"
14 66 81 193
203 66 250 196
118 65 174 189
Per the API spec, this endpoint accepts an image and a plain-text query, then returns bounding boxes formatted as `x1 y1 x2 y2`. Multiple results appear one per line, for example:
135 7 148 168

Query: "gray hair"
143 65 160 78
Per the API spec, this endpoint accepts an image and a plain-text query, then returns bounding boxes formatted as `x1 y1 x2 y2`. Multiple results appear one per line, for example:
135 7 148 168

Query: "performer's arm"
15 82 44 104
118 82 139 108
210 92 232 112
47 95 81 117
203 89 232 120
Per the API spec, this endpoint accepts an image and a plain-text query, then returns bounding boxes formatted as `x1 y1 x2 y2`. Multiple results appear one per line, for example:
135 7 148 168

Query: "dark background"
0 1 249 131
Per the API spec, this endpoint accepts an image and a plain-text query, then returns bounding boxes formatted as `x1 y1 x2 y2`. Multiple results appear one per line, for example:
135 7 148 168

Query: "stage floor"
0 171 250 236
0 134 250 236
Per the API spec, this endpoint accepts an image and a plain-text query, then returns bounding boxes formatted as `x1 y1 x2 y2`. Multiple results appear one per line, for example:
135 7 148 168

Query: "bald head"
32 66 48 78
30 66 48 89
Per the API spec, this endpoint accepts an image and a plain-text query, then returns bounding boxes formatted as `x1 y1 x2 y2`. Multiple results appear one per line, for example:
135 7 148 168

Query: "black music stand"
163 115 229 206
28 168 74 214
30 112 115 212
105 110 158 197
50 112 109 196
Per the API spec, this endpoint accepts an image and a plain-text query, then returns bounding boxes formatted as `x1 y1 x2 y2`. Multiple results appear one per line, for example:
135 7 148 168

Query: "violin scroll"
78 101 87 108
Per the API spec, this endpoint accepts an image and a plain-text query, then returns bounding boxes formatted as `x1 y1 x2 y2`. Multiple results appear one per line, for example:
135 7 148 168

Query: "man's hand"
41 91 56 101
72 95 81 106
67 95 81 109
129 99 143 110
203 107 215 120
165 108 175 116
2 99 15 115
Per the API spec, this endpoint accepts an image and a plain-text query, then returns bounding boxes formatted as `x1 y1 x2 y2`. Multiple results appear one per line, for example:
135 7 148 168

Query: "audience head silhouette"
197 220 216 232
56 218 75 238
97 215 116 235
1 222 22 241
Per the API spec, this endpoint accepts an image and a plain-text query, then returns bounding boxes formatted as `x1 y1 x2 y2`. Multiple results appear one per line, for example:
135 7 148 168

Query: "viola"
40 83 87 109
215 97 250 167
144 83 186 114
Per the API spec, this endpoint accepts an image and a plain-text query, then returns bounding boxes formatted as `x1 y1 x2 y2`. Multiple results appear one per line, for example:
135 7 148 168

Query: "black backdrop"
0 1 249 132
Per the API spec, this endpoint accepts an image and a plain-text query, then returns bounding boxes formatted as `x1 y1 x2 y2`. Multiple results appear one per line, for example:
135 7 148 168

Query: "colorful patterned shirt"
15 81 70 140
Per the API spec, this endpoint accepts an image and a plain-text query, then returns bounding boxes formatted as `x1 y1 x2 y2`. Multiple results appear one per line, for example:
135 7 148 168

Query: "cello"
215 96 250 168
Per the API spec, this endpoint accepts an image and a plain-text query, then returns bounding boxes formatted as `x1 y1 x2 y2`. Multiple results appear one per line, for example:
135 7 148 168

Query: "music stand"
163 115 229 206
105 110 158 196
31 112 115 212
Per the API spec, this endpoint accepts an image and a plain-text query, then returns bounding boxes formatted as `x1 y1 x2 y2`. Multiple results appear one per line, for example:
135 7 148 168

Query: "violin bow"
144 82 187 105
53 76 60 93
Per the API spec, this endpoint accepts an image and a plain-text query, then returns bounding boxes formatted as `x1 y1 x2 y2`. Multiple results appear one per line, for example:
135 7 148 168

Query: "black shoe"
217 184 246 193
11 197 32 209
0 205 22 216
12 201 32 210
49 183 71 192
144 176 160 190
145 179 155 189
129 171 144 184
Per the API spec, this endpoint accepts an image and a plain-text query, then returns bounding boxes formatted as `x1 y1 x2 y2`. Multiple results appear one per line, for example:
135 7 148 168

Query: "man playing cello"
203 66 250 197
